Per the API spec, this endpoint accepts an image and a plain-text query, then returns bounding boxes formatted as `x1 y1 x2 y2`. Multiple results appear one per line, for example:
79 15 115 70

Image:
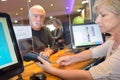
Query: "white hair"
29 5 46 16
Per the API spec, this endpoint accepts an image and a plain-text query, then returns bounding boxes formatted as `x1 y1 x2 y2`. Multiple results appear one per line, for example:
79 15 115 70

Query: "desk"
10 48 94 80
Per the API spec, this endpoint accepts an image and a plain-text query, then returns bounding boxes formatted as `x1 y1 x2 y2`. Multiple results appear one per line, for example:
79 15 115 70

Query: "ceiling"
0 0 84 22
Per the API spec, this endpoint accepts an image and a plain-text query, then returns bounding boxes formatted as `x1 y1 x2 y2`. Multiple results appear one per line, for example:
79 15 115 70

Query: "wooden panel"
10 48 94 80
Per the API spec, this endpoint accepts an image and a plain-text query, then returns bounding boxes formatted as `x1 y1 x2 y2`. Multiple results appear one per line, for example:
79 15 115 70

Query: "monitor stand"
72 47 90 53
71 49 81 53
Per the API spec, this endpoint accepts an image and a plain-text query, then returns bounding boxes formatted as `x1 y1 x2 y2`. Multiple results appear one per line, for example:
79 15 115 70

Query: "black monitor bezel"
0 12 24 79
70 23 105 49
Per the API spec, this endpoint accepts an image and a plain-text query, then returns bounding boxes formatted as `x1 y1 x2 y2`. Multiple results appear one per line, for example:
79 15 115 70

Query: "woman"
37 0 120 80
50 18 64 49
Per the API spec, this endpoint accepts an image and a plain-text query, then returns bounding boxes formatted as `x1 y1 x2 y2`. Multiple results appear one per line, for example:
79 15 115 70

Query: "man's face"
29 8 45 31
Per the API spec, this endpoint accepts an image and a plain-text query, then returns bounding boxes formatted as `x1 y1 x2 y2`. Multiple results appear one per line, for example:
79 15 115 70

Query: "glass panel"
0 0 96 58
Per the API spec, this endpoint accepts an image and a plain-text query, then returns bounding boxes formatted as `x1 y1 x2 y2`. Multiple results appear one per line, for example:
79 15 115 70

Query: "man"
22 5 56 58
50 18 64 50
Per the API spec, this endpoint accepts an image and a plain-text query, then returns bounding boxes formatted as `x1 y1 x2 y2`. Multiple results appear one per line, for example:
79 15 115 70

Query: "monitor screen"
0 12 23 79
70 23 105 49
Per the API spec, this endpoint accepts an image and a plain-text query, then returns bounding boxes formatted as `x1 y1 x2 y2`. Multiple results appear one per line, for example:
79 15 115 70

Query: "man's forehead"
32 8 44 12
31 8 45 15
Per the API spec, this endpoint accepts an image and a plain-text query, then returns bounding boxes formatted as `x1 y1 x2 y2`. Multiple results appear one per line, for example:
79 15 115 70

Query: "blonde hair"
93 0 120 15
29 5 46 16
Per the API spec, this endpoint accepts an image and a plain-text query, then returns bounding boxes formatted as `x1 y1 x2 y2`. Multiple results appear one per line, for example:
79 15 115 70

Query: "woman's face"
53 21 59 28
95 7 120 34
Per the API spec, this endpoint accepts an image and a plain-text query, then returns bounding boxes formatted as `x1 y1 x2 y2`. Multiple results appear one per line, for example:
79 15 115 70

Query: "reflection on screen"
46 24 55 31
71 24 104 49
13 26 32 55
0 17 18 69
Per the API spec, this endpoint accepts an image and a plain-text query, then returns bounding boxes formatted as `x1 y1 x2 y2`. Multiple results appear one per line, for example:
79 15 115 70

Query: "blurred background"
0 0 96 46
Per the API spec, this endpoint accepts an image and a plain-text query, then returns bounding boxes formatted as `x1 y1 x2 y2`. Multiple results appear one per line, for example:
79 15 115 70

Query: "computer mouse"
30 72 46 80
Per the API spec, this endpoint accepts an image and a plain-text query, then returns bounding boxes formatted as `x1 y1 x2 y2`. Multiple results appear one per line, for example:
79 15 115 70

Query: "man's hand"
40 48 54 57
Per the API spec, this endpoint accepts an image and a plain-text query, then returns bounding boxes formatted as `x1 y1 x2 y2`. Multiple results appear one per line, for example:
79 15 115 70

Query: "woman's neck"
112 29 120 50
113 29 120 42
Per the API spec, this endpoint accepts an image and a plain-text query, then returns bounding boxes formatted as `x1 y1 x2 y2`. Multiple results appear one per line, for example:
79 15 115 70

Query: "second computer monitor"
70 23 105 50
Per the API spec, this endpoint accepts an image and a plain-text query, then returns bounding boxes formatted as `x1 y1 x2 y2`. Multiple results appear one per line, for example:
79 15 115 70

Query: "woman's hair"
48 18 62 26
93 0 120 15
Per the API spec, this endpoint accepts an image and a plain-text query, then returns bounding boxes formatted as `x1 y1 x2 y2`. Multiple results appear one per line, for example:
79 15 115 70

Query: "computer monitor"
70 23 105 51
0 12 24 79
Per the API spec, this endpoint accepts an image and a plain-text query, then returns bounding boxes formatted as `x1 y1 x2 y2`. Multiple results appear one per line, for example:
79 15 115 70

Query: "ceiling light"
1 0 7 1
77 9 82 12
15 13 18 16
66 7 69 10
28 0 31 2
50 4 54 7
20 8 23 11
82 0 88 4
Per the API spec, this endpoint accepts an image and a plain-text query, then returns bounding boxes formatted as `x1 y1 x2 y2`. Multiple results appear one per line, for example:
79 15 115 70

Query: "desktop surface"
9 48 95 80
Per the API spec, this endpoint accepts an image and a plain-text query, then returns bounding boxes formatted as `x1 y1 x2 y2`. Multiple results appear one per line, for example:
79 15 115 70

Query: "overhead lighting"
1 0 7 1
77 9 82 12
66 7 69 10
50 4 54 7
82 0 88 4
81 9 85 19
20 8 23 11
28 0 31 2
15 13 18 16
